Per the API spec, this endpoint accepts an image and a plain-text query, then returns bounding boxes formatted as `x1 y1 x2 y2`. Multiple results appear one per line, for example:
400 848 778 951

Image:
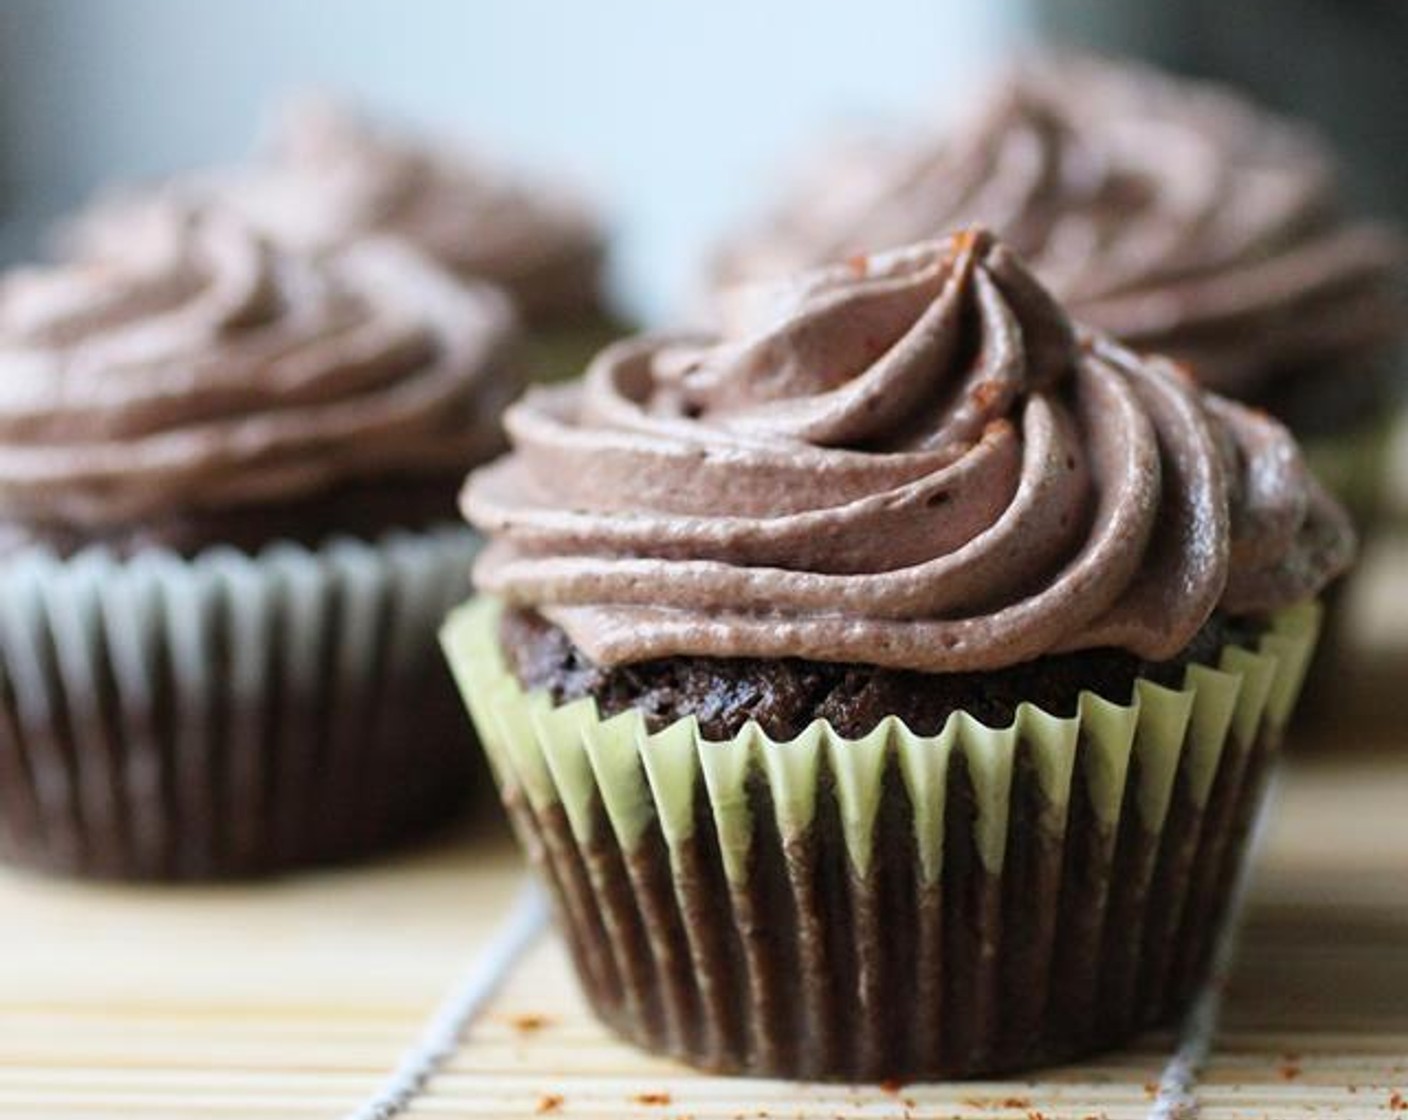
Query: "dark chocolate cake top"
0 198 520 530
712 54 1406 401
465 229 1354 672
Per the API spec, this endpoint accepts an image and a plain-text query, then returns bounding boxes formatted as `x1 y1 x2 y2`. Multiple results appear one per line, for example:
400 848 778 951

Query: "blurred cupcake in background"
444 230 1351 1080
70 98 622 383
0 197 521 879
710 54 1407 528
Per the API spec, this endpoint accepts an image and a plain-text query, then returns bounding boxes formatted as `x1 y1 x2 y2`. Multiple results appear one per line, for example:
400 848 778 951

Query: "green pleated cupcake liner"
442 598 1321 1080
1386 411 1408 528
521 315 632 384
1295 418 1392 727
1302 417 1393 533
0 527 480 880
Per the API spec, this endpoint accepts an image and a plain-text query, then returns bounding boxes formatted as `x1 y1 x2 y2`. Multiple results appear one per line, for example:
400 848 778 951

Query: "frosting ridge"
712 55 1406 400
467 230 1354 672
67 99 607 326
0 200 521 529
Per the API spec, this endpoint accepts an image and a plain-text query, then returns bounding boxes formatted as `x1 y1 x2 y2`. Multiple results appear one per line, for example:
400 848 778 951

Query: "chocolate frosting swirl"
68 100 607 326
0 200 521 530
713 56 1406 400
467 231 1354 672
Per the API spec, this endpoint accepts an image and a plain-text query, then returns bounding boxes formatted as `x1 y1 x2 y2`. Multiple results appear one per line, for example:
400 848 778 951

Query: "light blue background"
0 0 1022 321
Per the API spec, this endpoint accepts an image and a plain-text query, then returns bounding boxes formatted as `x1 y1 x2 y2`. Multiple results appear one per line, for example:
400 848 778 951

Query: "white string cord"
343 879 550 1120
1144 948 1231 1120
1145 776 1278 1120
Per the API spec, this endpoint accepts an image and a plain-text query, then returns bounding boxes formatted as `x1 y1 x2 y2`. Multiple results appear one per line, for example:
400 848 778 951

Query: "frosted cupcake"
711 55 1406 525
70 99 620 383
444 230 1352 1079
0 200 521 878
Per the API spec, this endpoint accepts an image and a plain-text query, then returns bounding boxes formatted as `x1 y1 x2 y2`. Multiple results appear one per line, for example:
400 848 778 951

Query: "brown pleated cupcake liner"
0 527 481 880
442 599 1320 1081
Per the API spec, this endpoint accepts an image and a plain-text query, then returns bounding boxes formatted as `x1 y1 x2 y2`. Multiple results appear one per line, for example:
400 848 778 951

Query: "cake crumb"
1142 1082 1158 1098
960 1096 1037 1111
1388 1090 1406 1111
1280 1061 1302 1081
510 1012 553 1033
1169 361 1199 386
953 228 983 256
879 1079 904 1095
970 380 1005 410
536 1094 563 1115
633 1092 672 1106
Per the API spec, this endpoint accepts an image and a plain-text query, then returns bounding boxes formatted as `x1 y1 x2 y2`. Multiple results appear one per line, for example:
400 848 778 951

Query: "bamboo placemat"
461 757 1408 1120
0 531 1404 1119
0 758 1400 1120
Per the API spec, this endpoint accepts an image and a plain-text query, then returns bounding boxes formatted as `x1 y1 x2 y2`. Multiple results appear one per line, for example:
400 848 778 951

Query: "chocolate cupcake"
69 99 621 383
443 231 1352 1079
711 55 1406 525
0 199 521 879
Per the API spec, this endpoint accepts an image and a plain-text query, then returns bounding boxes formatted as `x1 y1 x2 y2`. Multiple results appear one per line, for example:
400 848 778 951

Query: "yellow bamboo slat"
0 774 1403 1120
460 760 1408 1120
0 529 1405 1119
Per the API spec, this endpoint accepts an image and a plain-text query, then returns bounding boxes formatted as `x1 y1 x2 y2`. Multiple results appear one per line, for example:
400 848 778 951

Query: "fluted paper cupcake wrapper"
1295 420 1390 726
1303 417 1393 532
0 527 481 880
522 315 631 384
443 599 1320 1080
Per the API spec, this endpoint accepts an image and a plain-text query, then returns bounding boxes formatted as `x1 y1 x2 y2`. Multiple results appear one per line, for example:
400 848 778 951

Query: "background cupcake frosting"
55 97 621 385
467 230 1353 672
203 100 610 327
711 55 1406 409
0 200 520 546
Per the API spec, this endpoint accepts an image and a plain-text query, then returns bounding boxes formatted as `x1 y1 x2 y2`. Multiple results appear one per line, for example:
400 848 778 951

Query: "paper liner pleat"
0 528 480 879
444 599 1320 1080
